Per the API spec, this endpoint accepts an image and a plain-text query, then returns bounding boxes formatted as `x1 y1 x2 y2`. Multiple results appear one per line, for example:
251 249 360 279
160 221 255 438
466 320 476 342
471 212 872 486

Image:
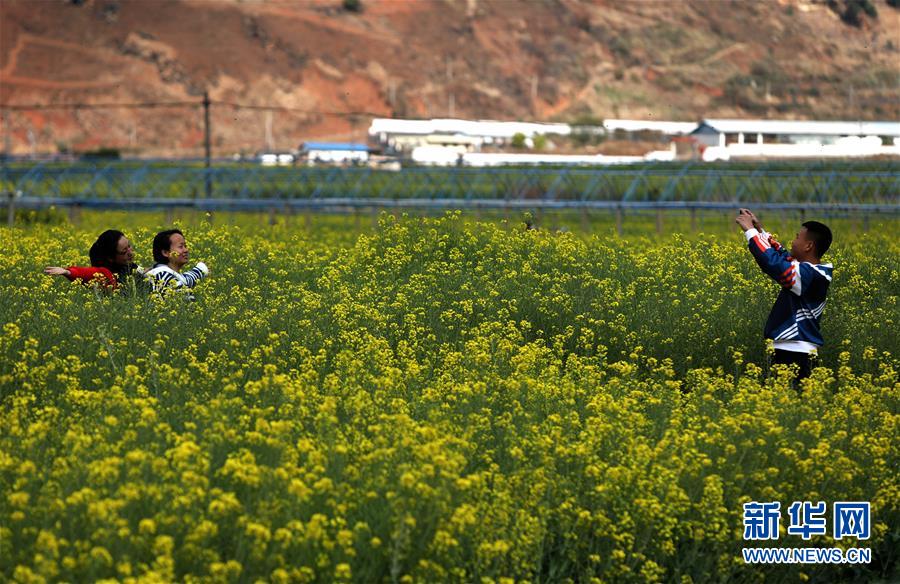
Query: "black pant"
773 349 812 380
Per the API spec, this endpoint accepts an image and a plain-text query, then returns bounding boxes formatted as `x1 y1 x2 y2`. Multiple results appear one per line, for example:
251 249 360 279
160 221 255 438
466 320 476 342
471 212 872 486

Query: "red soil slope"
1 0 897 156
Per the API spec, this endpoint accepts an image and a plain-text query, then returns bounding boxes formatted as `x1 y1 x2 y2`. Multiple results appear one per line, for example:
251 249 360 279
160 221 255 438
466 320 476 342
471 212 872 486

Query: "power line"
0 99 382 117
0 101 198 110
211 100 380 117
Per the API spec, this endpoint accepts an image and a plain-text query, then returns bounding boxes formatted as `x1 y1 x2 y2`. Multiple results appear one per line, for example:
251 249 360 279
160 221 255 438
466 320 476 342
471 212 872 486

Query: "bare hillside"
1 0 897 156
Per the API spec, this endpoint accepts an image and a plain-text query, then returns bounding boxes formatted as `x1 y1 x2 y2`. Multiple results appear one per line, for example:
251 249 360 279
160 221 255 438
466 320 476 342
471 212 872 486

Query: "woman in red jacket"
44 229 143 291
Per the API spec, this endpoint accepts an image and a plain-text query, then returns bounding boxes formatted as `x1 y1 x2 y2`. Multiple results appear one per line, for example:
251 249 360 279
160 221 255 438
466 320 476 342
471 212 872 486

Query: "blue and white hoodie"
745 229 833 353
145 262 209 300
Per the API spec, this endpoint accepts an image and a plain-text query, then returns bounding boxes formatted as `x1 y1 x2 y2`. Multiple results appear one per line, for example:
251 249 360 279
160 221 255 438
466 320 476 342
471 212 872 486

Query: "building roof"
301 142 369 151
695 119 900 137
369 118 572 139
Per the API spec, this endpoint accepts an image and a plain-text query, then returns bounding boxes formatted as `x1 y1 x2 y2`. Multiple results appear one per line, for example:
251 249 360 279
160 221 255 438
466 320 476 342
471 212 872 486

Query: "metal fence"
2 159 898 216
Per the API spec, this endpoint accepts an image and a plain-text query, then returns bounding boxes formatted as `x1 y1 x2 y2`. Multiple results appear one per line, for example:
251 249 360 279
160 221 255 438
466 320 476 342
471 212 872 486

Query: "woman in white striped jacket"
145 229 209 300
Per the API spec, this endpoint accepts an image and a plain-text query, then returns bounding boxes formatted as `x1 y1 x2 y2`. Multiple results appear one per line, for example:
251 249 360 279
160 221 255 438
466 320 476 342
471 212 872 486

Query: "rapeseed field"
1 211 897 583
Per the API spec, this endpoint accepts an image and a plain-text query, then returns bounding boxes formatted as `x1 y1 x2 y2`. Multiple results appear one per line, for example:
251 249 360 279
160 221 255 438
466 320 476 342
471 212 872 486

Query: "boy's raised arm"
737 209 801 295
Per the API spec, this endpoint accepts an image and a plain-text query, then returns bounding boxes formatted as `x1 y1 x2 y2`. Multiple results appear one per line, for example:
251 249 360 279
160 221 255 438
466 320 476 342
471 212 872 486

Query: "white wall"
461 152 643 167
307 150 368 163
702 139 900 162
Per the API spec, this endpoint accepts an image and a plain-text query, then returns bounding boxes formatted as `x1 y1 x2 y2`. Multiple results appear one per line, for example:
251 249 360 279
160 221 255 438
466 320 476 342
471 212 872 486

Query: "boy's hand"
735 209 755 231
744 208 762 230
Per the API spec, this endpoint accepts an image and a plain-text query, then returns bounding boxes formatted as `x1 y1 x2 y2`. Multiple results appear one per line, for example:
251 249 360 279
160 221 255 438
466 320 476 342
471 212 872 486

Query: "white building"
300 142 369 165
369 118 573 154
461 152 644 167
259 153 295 166
691 119 900 148
691 119 900 161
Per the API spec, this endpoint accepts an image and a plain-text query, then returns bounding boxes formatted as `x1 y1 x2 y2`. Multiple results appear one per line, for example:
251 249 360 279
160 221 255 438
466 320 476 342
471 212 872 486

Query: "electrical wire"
0 100 382 117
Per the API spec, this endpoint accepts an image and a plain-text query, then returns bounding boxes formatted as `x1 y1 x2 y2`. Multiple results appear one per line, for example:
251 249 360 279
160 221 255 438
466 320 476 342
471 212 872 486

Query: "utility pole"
2 110 12 227
446 57 454 117
264 110 273 151
203 91 212 199
2 110 10 158
1 109 9 172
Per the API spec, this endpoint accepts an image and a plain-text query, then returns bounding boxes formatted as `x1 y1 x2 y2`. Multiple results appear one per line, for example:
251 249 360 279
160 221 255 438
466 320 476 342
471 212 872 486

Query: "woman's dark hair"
89 229 138 278
153 229 183 265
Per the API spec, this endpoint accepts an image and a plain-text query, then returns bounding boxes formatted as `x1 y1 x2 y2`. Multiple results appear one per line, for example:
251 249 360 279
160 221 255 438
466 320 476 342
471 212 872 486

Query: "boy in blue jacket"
736 208 833 380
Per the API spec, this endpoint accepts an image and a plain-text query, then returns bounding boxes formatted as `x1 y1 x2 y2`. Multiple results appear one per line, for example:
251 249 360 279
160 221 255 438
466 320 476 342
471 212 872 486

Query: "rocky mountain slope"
1 0 897 156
